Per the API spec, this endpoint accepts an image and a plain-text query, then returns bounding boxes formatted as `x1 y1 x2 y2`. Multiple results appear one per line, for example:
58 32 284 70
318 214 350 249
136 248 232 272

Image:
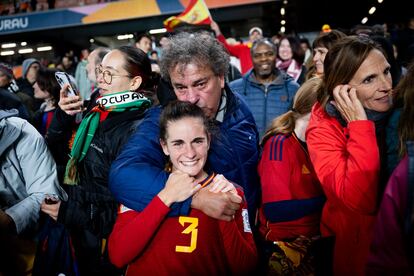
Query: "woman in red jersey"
258 77 325 275
108 101 257 275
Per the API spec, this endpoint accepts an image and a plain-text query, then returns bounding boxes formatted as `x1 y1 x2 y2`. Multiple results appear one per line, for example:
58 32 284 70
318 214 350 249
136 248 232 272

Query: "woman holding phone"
306 36 393 275
108 101 257 275
41 45 158 275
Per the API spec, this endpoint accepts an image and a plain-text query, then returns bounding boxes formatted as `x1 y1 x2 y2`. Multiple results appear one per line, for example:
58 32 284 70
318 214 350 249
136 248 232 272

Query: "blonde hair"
261 77 321 145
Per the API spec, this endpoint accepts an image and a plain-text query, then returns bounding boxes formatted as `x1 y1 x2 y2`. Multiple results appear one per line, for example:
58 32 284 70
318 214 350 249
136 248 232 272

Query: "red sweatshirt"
306 103 380 276
108 188 257 275
216 34 253 74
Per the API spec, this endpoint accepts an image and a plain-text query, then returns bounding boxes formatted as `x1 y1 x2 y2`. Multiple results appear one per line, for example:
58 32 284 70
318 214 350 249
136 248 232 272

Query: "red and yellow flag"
163 0 212 31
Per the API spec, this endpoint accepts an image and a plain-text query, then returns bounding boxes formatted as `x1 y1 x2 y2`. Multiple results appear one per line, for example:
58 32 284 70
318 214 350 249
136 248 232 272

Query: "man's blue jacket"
230 69 299 138
109 85 260 221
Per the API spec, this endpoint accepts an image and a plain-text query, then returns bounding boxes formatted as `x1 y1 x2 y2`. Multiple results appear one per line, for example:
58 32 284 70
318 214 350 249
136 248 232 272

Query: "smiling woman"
276 35 307 84
306 35 393 276
108 101 258 275
40 45 157 275
160 116 210 179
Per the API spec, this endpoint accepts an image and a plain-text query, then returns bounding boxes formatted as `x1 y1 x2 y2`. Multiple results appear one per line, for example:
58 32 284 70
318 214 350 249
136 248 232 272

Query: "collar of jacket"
0 109 21 156
244 68 290 86
220 84 239 121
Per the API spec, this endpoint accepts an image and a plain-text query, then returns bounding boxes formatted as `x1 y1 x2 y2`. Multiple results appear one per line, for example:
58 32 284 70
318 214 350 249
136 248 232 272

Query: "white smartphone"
55 71 78 97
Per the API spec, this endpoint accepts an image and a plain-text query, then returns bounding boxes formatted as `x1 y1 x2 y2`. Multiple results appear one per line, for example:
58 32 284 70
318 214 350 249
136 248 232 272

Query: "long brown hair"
312 29 347 51
261 77 321 145
397 62 414 155
306 30 347 80
317 36 384 109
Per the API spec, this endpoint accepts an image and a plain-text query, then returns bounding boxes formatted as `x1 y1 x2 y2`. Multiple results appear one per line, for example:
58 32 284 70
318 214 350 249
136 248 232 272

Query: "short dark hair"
135 33 151 44
36 68 61 107
300 37 311 48
251 38 277 55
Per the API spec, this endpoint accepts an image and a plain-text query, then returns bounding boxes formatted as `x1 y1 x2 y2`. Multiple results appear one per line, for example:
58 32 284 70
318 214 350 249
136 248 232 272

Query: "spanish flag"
163 0 212 31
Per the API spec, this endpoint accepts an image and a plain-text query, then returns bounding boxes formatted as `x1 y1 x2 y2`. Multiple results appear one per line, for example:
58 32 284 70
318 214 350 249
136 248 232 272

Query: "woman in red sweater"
306 36 393 275
108 101 257 275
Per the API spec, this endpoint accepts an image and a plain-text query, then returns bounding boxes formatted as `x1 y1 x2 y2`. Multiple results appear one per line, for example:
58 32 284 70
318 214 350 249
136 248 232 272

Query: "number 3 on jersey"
175 216 198 253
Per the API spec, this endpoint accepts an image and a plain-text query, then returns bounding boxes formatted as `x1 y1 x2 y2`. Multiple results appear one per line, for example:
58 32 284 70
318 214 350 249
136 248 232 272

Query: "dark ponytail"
116 45 159 102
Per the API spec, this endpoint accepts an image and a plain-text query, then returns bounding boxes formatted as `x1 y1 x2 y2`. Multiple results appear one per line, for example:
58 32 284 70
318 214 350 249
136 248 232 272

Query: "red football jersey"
258 133 325 241
109 179 257 276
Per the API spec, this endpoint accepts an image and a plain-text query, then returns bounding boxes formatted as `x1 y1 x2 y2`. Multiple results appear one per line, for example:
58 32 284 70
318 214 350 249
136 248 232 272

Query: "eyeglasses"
95 65 130 85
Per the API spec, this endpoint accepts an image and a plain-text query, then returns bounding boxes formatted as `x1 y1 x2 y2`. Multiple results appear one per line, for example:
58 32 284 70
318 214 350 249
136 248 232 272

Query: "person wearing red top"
258 77 325 274
306 36 393 275
210 21 263 74
109 101 257 275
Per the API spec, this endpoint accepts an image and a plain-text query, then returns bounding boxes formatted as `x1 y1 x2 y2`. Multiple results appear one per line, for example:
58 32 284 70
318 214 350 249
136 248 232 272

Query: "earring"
164 158 172 173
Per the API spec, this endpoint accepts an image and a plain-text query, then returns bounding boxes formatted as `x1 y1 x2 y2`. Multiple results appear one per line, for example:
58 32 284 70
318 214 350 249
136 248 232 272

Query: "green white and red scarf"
64 90 151 185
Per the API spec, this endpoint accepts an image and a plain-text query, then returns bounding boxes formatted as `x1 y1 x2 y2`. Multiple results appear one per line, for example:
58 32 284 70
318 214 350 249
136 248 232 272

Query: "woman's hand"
58 84 84 116
332 84 367 122
208 174 238 196
41 200 61 221
158 171 202 207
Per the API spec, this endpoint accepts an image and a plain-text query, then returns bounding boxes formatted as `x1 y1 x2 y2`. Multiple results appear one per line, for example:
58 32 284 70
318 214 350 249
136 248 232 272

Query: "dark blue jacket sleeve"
109 106 191 216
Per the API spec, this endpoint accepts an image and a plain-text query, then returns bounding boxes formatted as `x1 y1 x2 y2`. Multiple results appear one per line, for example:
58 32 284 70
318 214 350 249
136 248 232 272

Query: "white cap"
249 27 263 36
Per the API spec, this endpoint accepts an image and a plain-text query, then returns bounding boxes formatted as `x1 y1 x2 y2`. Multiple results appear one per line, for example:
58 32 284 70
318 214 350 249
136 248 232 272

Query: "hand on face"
347 49 393 113
332 84 367 122
58 84 84 116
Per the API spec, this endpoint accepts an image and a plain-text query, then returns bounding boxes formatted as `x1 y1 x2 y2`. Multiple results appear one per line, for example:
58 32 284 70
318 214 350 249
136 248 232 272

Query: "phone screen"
55 72 78 97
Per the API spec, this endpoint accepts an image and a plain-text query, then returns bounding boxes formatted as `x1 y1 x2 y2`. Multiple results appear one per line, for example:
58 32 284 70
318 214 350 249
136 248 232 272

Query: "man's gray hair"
160 31 230 81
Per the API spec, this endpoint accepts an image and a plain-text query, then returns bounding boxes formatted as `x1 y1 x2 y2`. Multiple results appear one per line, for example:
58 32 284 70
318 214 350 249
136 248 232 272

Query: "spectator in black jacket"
41 45 158 275
16 58 42 114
